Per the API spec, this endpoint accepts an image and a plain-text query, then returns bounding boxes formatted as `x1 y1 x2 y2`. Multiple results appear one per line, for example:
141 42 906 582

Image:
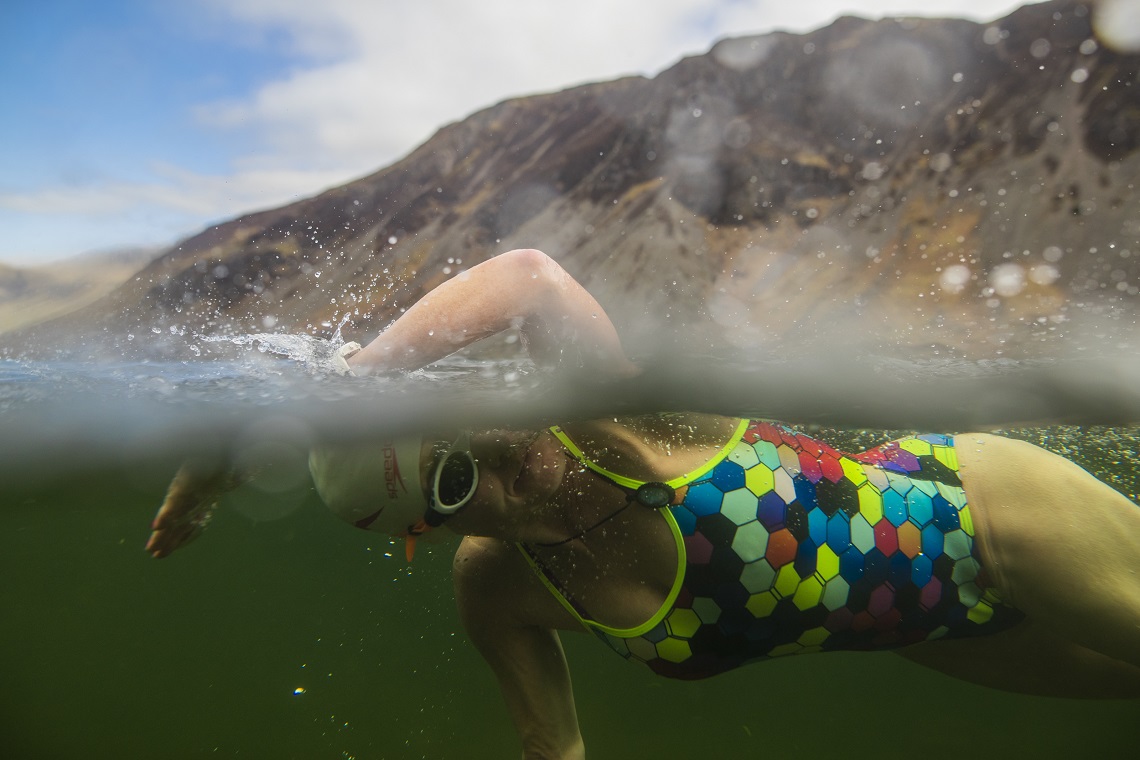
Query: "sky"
0 0 1049 266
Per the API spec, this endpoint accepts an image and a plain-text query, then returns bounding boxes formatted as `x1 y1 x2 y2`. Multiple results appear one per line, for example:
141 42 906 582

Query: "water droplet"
862 162 885 181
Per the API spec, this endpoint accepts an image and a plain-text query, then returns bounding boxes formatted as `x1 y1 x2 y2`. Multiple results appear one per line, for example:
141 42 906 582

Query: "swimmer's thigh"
956 433 1140 667
897 621 1140 698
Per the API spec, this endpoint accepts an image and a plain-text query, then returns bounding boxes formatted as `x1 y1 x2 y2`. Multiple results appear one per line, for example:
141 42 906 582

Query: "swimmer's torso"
519 419 1023 680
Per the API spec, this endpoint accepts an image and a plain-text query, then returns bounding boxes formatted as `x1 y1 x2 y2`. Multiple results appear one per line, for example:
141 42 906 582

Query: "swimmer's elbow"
497 249 561 284
499 247 554 271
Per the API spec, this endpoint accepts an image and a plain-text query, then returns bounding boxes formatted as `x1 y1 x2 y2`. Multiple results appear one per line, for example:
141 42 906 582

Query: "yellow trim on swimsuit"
520 418 750 638
548 418 750 490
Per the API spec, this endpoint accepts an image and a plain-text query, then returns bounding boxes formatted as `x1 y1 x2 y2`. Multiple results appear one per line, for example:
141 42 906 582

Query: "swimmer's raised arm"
348 249 639 378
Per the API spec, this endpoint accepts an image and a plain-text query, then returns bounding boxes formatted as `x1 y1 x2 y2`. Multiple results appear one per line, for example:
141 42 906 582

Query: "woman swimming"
148 249 1140 760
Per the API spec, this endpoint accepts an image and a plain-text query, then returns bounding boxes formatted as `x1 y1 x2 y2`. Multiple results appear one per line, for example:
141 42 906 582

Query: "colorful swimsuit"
518 419 1023 680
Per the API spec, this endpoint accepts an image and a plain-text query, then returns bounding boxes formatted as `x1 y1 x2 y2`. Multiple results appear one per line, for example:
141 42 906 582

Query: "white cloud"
0 164 349 219
3 0 1039 263
194 0 1036 173
195 0 718 172
0 162 350 264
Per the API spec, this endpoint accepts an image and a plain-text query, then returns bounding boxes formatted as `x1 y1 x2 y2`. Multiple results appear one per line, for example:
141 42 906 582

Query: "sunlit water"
1 337 1137 759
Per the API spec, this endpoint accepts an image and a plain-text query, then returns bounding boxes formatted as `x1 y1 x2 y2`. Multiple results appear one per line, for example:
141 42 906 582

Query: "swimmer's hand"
146 462 241 558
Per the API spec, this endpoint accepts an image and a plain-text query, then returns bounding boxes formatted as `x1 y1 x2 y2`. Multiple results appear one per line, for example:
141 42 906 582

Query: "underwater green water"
1 358 1138 758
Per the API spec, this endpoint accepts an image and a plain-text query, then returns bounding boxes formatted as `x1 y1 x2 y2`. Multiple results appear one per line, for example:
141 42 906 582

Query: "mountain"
0 247 161 336
7 0 1138 361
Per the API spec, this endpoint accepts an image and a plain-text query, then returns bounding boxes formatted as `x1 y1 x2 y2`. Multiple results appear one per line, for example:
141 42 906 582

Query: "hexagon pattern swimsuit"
518 419 1023 680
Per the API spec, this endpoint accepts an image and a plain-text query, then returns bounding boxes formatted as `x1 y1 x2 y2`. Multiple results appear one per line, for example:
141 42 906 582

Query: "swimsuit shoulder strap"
549 418 750 490
523 417 749 639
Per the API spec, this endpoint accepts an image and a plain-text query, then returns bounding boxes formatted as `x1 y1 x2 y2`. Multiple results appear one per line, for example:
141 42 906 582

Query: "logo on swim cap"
309 438 429 536
383 443 407 501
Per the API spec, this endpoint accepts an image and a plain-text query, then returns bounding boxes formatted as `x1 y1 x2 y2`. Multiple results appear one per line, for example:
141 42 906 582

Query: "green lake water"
1 357 1138 758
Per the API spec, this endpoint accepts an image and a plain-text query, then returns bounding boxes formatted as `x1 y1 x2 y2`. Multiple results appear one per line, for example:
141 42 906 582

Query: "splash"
200 332 342 373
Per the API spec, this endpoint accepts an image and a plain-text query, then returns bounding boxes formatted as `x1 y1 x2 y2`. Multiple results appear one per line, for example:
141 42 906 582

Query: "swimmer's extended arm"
348 248 639 378
146 459 244 558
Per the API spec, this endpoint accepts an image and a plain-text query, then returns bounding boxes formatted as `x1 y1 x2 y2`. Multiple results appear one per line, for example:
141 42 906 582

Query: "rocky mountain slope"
9 0 1138 361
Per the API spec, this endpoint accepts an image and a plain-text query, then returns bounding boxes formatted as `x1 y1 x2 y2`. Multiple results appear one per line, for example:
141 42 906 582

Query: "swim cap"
309 438 430 536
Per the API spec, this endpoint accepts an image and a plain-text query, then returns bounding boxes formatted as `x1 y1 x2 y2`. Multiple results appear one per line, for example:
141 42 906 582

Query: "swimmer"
148 248 1140 759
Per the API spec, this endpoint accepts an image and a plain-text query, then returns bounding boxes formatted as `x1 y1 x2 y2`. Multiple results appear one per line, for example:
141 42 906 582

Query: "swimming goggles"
424 432 479 526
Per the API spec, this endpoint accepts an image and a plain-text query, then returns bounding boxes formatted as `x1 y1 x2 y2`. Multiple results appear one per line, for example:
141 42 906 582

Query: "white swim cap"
309 438 429 536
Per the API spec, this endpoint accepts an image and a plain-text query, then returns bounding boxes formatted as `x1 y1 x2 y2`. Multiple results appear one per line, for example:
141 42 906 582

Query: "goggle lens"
431 434 478 514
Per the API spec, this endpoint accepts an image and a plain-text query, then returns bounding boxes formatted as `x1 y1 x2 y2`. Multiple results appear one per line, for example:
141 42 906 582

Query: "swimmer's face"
419 429 568 528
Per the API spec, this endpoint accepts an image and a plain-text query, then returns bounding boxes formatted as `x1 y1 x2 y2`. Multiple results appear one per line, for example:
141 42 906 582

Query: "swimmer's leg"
897 621 1140 698
957 433 1140 669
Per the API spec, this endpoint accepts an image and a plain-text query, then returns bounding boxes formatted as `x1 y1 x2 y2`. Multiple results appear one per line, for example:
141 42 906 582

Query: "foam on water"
201 332 344 373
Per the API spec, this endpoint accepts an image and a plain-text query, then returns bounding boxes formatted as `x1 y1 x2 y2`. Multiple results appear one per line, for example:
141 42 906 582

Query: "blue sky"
0 0 1044 266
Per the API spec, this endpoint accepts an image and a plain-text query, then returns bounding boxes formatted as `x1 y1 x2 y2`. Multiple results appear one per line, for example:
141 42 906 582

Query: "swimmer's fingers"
146 461 232 558
146 491 217 557
146 521 205 558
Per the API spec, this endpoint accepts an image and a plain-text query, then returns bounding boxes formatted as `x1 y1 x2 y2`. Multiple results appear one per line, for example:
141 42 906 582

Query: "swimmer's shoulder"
557 413 741 480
